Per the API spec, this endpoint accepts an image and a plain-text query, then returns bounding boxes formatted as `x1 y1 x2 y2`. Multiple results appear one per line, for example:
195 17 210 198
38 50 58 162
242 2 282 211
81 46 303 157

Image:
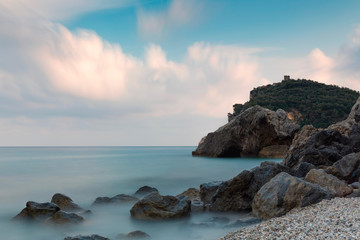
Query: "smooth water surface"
0 147 281 240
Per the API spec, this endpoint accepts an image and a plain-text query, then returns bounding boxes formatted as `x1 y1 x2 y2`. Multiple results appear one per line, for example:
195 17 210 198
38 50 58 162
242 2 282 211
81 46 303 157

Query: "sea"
0 146 281 240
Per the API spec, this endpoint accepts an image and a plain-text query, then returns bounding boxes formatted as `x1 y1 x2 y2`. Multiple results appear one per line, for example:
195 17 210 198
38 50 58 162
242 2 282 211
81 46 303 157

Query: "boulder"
130 192 191 220
207 162 294 211
258 145 289 158
177 188 204 212
252 172 333 220
304 169 353 197
116 230 151 239
293 162 316 178
64 235 109 240
93 194 138 205
346 189 360 198
13 201 60 221
51 193 83 212
199 181 222 206
351 182 360 189
192 106 300 157
134 186 159 197
326 152 360 183
46 210 84 225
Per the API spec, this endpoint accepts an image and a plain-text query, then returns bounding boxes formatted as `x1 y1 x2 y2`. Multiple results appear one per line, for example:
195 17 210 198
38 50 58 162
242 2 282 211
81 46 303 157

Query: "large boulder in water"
130 192 191 220
51 193 83 212
134 186 159 198
93 194 138 205
13 201 60 221
192 106 300 157
201 161 294 211
46 210 84 225
252 172 333 219
64 235 109 240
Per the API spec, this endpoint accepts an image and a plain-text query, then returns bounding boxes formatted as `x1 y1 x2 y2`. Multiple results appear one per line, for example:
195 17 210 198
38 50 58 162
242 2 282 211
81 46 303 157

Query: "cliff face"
192 106 300 158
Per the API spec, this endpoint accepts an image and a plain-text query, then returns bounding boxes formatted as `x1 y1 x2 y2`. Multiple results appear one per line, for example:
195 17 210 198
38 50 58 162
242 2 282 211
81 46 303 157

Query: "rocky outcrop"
326 152 360 183
177 188 204 212
13 201 60 221
201 162 294 211
130 192 191 220
46 210 84 225
305 169 353 197
116 230 151 239
93 194 138 205
192 106 300 157
200 181 222 207
258 145 289 158
64 235 109 240
134 186 159 197
252 172 333 219
51 193 83 212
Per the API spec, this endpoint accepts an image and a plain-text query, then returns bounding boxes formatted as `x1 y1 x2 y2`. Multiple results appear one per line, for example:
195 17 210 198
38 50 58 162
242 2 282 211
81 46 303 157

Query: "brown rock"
258 145 289 158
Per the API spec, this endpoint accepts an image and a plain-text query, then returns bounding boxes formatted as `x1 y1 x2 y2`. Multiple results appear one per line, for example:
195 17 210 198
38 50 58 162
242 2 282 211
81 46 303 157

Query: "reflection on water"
0 147 280 240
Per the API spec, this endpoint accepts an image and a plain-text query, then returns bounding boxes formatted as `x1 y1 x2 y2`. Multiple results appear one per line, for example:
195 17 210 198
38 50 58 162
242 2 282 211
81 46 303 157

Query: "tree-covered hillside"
229 79 359 128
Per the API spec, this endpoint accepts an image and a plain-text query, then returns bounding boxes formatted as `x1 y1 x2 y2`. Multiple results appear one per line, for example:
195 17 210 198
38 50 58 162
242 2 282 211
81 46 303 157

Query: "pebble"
220 197 360 240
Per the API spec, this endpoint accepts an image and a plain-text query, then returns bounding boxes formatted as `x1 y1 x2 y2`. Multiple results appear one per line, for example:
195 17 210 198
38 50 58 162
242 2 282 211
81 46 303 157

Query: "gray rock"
13 201 60 221
305 169 353 197
209 162 294 211
130 192 191 220
116 230 150 239
45 210 84 225
252 172 333 220
177 188 204 212
199 181 222 206
51 193 83 212
327 153 360 183
134 186 159 197
351 182 360 189
93 194 138 205
192 106 300 157
293 162 316 178
64 235 109 240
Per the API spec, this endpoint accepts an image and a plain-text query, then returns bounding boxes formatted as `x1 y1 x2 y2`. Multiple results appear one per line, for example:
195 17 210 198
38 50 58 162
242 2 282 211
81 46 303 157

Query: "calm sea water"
0 147 280 240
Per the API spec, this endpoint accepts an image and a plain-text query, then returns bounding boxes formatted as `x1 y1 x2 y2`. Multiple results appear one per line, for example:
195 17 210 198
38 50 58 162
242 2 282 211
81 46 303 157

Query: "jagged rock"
293 162 316 178
51 193 83 212
208 162 294 211
200 181 222 206
134 186 159 197
177 188 204 212
283 129 351 168
46 210 84 225
192 106 300 157
93 194 138 205
64 235 109 240
252 172 333 219
13 201 60 221
258 145 289 158
305 169 353 197
326 152 360 183
116 230 151 239
130 192 191 220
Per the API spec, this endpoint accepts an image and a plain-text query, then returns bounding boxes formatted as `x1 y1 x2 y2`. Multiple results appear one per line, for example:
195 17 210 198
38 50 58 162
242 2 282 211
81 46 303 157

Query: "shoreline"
220 197 360 240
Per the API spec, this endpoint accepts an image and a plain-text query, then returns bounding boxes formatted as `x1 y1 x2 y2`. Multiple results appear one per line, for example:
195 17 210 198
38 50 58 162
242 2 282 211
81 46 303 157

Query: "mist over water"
0 147 280 240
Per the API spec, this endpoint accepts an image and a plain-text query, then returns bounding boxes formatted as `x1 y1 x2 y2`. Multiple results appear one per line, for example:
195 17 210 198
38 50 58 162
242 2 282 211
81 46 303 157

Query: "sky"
0 0 360 146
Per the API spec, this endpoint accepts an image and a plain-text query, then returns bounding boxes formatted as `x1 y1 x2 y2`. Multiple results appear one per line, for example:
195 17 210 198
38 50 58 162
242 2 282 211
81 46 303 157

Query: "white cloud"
137 0 202 38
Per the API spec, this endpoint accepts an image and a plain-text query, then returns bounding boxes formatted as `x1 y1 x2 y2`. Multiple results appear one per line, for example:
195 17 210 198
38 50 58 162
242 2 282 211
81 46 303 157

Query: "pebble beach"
220 197 360 240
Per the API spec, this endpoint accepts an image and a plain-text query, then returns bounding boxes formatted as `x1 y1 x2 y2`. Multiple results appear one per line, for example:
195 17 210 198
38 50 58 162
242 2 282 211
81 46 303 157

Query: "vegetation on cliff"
229 79 359 128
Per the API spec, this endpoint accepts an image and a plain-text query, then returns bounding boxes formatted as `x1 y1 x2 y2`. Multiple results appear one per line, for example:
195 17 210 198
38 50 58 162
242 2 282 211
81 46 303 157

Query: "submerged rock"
93 194 138 205
134 186 159 198
252 172 333 219
51 193 83 212
130 192 191 220
305 169 353 197
192 106 300 157
116 230 151 239
13 201 60 221
46 210 84 225
64 235 109 240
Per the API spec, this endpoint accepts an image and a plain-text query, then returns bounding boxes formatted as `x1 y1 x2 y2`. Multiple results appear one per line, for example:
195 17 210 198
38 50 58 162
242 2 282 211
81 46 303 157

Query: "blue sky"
0 0 360 146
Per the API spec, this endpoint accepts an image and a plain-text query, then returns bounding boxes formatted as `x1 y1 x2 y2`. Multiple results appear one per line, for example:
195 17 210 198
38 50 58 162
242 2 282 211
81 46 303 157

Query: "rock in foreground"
252 172 333 219
51 193 83 212
193 106 300 157
130 192 191 220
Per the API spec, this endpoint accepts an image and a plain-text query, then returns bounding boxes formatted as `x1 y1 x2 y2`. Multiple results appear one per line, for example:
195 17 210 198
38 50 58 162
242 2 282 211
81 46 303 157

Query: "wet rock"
130 192 191 220
46 210 84 225
134 186 159 197
345 189 360 198
252 172 333 220
64 235 109 240
209 162 294 211
13 201 60 221
200 181 222 206
177 188 204 212
305 169 353 197
192 106 300 157
93 194 138 205
116 230 151 239
326 152 360 183
51 193 83 212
